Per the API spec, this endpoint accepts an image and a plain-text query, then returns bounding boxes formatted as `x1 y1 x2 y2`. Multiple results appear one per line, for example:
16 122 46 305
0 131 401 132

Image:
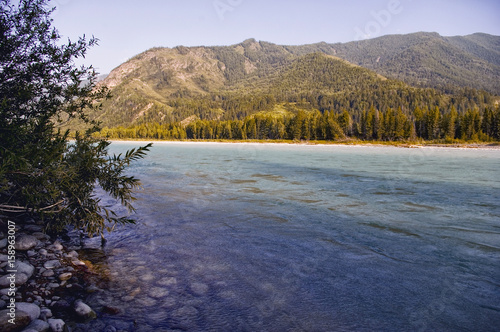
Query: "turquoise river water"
76 142 500 331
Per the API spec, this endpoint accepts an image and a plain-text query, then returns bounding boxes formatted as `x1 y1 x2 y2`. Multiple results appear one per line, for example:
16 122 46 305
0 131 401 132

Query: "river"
75 142 500 331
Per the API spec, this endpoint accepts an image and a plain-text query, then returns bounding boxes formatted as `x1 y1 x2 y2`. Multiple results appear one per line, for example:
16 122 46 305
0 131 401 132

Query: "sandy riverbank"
107 139 500 150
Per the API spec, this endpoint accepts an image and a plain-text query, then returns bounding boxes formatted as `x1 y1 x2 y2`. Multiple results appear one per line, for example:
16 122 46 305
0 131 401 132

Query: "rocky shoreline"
0 216 102 332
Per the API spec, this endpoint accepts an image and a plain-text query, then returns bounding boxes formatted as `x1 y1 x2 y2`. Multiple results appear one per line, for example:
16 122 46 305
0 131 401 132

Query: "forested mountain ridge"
306 32 500 94
85 32 500 142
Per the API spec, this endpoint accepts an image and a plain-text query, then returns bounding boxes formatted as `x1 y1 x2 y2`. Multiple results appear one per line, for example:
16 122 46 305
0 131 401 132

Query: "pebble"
140 273 155 282
58 272 72 281
137 296 157 307
121 295 134 302
42 270 54 277
157 276 177 286
48 241 64 251
71 259 86 266
40 308 53 320
67 250 79 258
0 238 7 249
48 318 65 332
43 260 61 269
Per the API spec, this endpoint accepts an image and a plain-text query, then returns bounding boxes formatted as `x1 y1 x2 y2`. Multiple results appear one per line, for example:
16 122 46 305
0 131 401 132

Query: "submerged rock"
148 286 169 298
74 299 96 320
190 282 209 296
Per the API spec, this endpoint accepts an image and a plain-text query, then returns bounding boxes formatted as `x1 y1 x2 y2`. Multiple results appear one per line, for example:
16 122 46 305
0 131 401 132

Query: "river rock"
0 261 35 287
40 308 52 320
24 318 50 332
42 270 54 277
16 302 40 321
48 241 63 251
0 254 8 262
16 261 35 276
47 318 65 332
15 234 38 251
0 309 31 332
58 273 72 281
74 300 96 320
71 259 86 267
43 260 61 270
65 251 79 259
0 238 7 248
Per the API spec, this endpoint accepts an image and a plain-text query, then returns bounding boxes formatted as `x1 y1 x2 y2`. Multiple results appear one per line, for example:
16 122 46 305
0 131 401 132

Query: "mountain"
88 32 499 129
286 32 500 94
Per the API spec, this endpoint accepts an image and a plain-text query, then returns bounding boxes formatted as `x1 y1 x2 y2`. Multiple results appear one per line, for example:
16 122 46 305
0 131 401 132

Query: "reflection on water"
74 143 500 331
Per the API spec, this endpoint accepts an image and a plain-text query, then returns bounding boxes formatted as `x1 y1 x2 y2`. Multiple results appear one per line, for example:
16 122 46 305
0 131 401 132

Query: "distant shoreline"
106 139 500 150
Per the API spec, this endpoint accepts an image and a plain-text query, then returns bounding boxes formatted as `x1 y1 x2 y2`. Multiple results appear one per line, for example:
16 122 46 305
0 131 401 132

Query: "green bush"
0 0 151 236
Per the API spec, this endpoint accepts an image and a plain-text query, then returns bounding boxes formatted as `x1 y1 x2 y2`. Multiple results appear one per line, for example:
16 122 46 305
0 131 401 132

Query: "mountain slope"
89 32 500 128
286 32 500 94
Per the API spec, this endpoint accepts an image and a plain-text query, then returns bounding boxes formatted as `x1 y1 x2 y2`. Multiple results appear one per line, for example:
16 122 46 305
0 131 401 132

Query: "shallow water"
78 143 500 331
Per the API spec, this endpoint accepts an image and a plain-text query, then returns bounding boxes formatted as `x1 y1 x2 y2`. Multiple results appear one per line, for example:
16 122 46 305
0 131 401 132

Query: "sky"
50 0 500 74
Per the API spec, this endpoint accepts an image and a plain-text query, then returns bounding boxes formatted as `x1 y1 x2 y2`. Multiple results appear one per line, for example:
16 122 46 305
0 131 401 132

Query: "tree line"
98 105 500 142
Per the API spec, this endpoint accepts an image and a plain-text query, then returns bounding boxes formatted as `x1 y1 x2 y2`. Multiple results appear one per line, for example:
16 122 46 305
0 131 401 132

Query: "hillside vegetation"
74 33 500 142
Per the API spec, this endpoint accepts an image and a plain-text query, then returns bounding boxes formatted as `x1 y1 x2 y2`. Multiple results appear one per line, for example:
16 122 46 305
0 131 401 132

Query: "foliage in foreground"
0 0 151 236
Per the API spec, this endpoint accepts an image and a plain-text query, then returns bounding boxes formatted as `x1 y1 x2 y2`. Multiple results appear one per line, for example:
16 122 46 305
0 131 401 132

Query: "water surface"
79 143 500 331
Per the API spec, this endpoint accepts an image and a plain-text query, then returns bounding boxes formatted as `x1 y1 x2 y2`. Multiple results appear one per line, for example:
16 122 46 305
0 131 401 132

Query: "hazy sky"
50 0 500 74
